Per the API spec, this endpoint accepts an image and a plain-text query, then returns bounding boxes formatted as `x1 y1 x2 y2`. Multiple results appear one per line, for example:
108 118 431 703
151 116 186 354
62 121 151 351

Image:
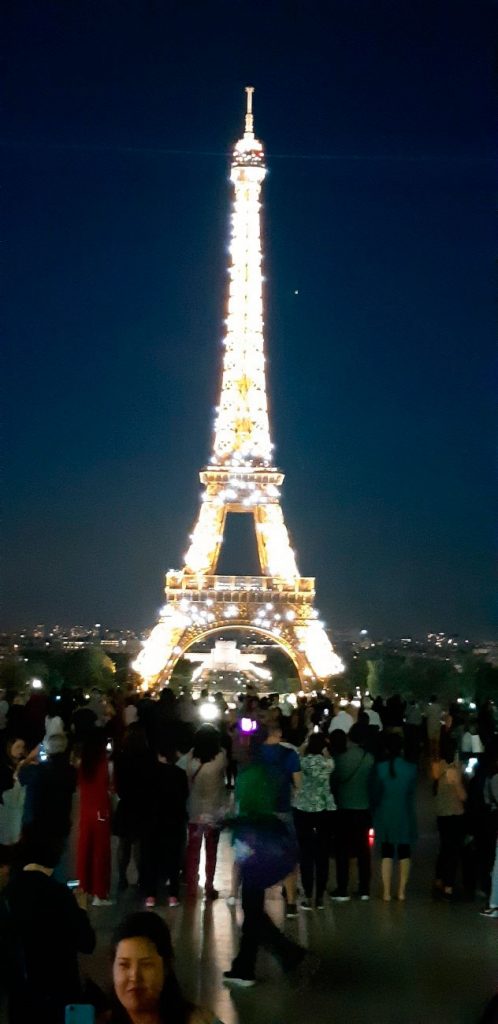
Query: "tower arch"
157 623 303 688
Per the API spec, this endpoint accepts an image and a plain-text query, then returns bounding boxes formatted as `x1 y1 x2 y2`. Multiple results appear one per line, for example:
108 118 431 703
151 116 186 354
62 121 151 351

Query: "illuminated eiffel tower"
135 88 343 689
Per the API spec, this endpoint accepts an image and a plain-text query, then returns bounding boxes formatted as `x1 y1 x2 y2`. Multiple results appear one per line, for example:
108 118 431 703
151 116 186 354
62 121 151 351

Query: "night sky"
3 1 496 639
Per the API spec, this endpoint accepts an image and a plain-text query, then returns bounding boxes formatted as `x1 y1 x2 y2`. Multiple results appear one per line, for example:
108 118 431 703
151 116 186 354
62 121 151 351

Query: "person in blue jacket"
373 732 417 901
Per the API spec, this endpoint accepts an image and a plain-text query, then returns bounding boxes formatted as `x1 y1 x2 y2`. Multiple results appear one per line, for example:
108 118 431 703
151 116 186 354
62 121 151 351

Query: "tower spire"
245 85 254 135
211 85 270 468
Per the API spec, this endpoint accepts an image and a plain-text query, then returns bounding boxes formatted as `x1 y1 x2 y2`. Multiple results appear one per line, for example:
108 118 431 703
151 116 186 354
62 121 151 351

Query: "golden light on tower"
134 89 344 689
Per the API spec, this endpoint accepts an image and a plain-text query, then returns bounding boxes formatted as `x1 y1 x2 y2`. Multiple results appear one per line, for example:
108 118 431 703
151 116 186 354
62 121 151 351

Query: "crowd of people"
0 680 497 1021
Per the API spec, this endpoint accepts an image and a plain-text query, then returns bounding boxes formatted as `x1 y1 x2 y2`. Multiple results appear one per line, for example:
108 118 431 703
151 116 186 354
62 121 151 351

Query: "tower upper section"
211 87 273 468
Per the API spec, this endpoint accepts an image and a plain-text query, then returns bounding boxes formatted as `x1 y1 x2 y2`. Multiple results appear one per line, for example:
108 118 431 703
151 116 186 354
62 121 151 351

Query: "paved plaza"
77 777 498 1024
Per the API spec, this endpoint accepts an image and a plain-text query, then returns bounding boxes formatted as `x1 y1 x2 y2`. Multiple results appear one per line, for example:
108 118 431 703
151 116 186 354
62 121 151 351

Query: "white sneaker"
92 896 113 907
481 907 498 918
223 970 256 987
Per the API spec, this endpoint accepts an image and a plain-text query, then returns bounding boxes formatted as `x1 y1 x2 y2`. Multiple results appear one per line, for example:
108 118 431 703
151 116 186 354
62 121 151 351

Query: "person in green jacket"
224 756 305 986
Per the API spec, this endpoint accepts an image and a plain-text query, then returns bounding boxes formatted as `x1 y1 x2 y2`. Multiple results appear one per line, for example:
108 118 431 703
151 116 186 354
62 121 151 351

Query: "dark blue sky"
3 0 496 638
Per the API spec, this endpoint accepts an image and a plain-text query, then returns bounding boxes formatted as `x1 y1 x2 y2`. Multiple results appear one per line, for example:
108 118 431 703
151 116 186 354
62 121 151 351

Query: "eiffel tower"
135 88 343 690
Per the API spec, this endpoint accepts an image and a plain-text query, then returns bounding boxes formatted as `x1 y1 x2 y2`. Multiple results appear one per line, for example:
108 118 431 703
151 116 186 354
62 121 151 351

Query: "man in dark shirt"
19 731 77 882
141 742 189 907
71 699 98 742
20 732 76 838
1 831 95 1024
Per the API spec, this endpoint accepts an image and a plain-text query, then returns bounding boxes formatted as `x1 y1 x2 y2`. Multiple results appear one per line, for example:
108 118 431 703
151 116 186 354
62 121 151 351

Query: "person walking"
293 730 335 909
372 733 417 901
77 727 112 906
331 722 374 901
185 725 226 900
224 759 305 987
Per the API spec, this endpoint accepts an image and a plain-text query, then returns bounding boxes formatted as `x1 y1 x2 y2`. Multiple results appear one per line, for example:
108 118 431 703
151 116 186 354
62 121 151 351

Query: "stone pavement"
79 777 498 1024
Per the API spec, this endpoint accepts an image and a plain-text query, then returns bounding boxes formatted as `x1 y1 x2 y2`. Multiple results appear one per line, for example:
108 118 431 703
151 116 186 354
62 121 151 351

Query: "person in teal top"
331 724 375 900
372 733 418 901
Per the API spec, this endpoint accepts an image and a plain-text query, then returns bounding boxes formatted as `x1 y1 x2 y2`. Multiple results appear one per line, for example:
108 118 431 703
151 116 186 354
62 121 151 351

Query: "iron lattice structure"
135 89 344 689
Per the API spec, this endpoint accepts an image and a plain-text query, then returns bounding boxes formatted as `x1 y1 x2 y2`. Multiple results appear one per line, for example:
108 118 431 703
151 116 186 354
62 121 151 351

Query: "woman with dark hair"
110 911 220 1024
113 724 154 893
76 727 112 906
0 736 32 847
372 733 417 901
293 730 335 909
185 726 226 900
433 733 467 899
0 736 27 792
282 709 307 748
2 830 95 1024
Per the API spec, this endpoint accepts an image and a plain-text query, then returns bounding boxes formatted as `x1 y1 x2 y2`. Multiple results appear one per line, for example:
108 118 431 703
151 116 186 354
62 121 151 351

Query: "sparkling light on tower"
212 86 272 467
134 89 343 688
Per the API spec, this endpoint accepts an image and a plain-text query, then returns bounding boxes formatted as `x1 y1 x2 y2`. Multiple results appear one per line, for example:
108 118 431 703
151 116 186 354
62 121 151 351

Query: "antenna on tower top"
245 86 254 135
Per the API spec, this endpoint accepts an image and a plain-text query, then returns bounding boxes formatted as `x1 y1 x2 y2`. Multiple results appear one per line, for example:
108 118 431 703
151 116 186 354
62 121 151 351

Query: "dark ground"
75 773 498 1024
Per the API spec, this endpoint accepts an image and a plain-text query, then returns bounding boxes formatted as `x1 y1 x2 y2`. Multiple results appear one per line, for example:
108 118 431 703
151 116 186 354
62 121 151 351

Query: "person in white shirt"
363 697 383 730
329 706 354 735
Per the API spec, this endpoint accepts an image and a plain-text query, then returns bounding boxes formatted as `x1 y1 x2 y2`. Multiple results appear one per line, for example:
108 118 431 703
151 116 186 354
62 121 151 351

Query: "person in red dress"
77 727 112 906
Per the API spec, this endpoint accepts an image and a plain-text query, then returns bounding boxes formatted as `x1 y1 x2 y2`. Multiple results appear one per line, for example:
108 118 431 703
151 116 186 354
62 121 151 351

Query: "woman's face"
113 937 166 1016
9 740 26 764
